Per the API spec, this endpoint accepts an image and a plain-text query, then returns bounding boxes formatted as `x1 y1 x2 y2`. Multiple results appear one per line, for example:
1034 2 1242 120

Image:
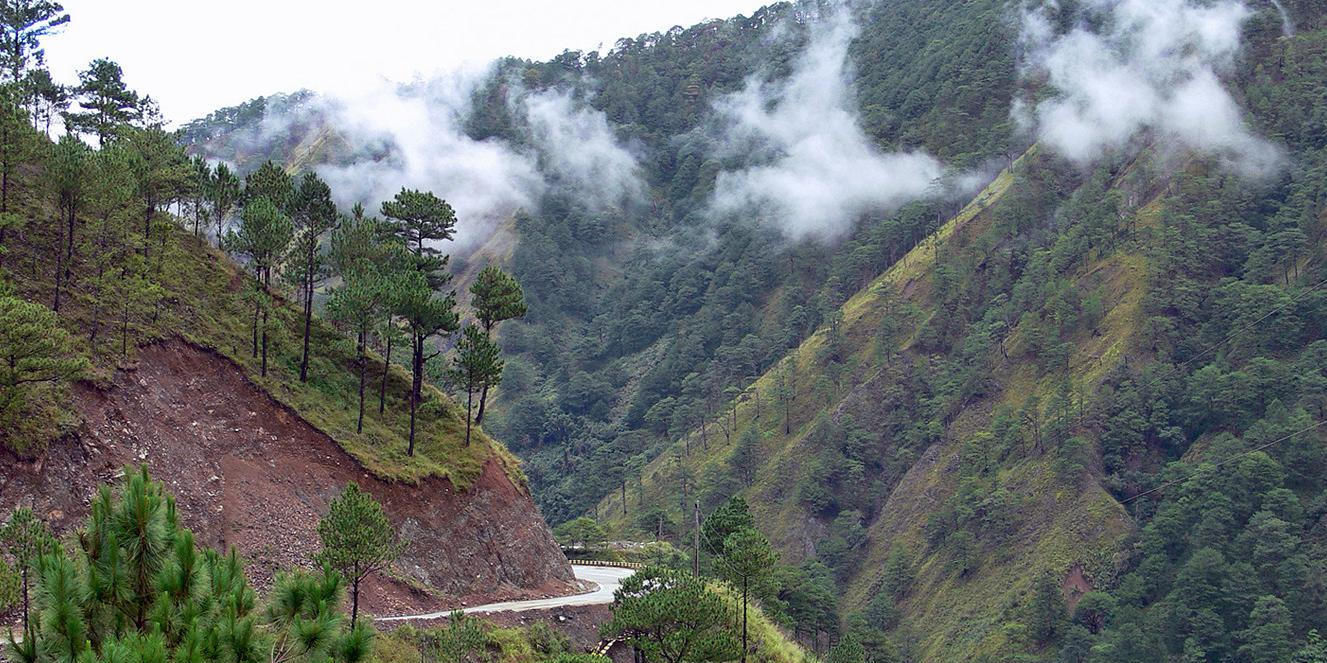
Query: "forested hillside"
592 4 1327 662
183 0 1021 525
178 0 1327 661
0 3 578 646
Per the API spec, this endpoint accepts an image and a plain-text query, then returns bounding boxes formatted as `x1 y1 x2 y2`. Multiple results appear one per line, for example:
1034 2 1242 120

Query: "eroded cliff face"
0 340 575 615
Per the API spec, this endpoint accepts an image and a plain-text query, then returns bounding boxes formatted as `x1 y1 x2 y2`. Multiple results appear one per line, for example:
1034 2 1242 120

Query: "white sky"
44 0 771 126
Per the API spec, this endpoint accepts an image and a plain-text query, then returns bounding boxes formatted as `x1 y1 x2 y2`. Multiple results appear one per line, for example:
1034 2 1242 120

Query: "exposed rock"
0 340 575 615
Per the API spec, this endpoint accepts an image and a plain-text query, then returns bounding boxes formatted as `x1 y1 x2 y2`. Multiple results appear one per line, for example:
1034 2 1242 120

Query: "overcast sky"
45 0 771 126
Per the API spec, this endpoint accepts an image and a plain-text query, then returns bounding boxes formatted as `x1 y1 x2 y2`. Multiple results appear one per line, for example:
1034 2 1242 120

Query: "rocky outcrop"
0 340 575 615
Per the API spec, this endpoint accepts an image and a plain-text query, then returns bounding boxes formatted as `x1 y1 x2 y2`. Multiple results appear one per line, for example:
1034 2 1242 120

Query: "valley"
4 0 1327 662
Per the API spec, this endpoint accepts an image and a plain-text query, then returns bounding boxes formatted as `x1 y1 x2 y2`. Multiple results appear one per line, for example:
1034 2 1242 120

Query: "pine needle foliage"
4 467 372 663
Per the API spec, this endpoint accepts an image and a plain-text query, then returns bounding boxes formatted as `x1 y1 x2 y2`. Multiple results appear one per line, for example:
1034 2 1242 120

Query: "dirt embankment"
0 339 576 616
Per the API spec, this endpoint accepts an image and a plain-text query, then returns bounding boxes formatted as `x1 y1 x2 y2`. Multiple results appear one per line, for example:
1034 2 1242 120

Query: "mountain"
0 132 575 612
179 0 1327 660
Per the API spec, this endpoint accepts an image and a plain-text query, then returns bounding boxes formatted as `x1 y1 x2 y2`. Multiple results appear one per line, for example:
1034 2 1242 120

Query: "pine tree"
0 87 30 266
468 265 525 423
23 67 66 136
315 482 404 627
63 58 140 144
328 270 386 433
718 527 778 663
827 633 866 663
380 188 455 287
1238 596 1294 663
327 218 397 434
1027 569 1067 643
602 567 740 663
0 507 58 641
701 496 754 560
429 611 487 663
82 144 134 351
47 133 87 312
123 125 189 261
394 269 458 456
208 162 240 241
8 467 371 663
188 155 209 239
291 172 337 383
0 0 68 84
731 426 760 486
226 196 292 377
243 160 294 214
0 293 88 428
447 325 503 446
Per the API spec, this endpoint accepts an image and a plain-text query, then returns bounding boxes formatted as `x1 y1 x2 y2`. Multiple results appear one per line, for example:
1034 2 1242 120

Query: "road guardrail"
567 559 644 569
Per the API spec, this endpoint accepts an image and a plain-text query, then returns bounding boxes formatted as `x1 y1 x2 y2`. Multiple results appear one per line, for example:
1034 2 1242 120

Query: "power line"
1110 274 1327 504
1171 274 1327 374
1121 418 1327 504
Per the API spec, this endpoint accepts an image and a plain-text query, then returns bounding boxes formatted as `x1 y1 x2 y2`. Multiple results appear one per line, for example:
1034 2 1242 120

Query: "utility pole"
693 501 701 576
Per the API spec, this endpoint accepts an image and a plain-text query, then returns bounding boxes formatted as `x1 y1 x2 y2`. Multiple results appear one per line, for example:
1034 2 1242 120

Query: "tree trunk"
741 577 749 663
121 302 129 359
299 241 314 382
357 331 366 434
0 146 8 269
476 383 491 424
465 384 473 446
143 200 152 260
53 220 64 312
692 502 700 576
408 333 422 456
251 304 260 359
351 578 360 627
379 329 393 414
260 267 270 377
261 313 269 376
621 480 627 515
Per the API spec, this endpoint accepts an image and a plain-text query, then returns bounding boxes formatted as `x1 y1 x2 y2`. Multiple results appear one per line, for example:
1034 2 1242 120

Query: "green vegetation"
317 483 406 627
3 467 372 663
0 291 88 452
0 506 58 641
0 7 528 488
375 618 604 663
548 6 1327 662
445 326 504 447
602 567 740 663
7 0 1327 661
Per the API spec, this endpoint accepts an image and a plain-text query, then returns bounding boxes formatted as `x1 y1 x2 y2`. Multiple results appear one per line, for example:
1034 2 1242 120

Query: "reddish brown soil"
0 339 575 617
1062 563 1093 612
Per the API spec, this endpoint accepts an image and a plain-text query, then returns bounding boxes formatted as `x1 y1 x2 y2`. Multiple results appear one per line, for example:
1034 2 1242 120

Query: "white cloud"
1018 0 1282 177
708 10 945 240
306 66 545 249
521 89 645 210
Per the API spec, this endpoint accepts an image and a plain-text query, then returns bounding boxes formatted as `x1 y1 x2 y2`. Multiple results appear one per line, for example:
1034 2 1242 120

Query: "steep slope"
590 150 1130 661
0 145 577 611
593 10 1327 647
1 339 573 613
178 0 1022 524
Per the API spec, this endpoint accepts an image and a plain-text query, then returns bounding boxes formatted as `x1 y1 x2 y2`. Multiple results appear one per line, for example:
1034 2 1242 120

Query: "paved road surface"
377 565 635 621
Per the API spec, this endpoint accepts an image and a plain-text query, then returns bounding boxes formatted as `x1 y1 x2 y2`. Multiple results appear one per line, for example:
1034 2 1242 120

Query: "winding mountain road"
376 564 635 621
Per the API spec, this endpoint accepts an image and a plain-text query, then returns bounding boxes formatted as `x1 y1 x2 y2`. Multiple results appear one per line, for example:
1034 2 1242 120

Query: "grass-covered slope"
596 74 1327 656
4 152 518 489
589 151 1136 662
